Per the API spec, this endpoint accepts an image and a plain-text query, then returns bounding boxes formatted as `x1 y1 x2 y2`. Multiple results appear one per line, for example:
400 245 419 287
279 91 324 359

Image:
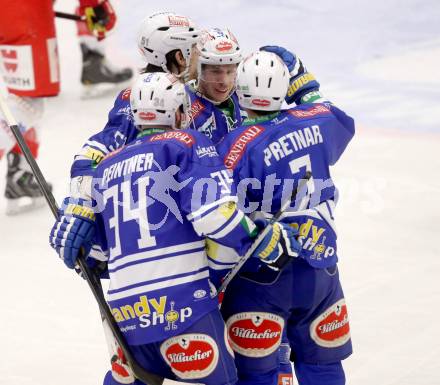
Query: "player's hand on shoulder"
260 45 321 105
251 219 302 271
49 197 96 269
79 0 116 40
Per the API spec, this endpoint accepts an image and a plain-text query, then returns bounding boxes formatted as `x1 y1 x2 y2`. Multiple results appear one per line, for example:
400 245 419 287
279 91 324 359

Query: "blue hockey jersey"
71 86 245 178
217 103 355 268
91 128 257 345
71 88 138 178
186 86 244 145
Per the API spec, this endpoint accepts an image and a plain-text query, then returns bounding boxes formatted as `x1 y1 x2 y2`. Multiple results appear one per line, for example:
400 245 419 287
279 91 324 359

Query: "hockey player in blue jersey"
70 12 200 181
51 72 301 384
185 28 244 144
216 51 355 385
55 12 201 263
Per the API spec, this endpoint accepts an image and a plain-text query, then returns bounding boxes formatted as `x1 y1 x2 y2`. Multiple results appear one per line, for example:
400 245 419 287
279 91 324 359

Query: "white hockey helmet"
130 72 188 129
137 12 200 72
196 28 242 71
236 51 290 111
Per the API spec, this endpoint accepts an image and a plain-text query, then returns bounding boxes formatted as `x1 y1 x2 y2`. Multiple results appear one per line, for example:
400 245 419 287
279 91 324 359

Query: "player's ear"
175 51 186 70
175 108 182 129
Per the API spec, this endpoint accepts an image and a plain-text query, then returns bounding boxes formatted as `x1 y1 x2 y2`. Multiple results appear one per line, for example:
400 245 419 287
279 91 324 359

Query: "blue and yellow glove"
49 197 96 269
260 45 322 105
251 220 302 271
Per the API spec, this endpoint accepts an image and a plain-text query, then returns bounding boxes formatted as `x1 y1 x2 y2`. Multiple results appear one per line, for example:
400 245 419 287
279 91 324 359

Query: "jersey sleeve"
177 133 258 257
70 89 138 178
325 104 355 165
277 200 338 268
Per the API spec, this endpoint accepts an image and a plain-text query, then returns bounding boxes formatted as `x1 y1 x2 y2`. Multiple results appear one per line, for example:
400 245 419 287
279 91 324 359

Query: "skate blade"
5 196 46 216
80 79 132 100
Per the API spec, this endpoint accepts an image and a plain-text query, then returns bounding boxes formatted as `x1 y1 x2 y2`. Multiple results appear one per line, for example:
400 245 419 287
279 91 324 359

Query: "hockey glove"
260 45 321 105
79 0 116 40
251 220 302 271
49 197 96 269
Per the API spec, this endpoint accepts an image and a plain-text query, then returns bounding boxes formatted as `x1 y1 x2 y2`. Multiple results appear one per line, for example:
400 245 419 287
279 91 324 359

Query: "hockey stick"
219 171 312 293
55 11 84 22
0 94 164 385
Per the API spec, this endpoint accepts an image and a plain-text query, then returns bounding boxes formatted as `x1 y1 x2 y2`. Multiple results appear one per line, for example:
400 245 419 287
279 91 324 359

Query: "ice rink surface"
1 1 439 384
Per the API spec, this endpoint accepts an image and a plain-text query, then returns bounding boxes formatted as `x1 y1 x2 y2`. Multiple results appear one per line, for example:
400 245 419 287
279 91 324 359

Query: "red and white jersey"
0 0 60 97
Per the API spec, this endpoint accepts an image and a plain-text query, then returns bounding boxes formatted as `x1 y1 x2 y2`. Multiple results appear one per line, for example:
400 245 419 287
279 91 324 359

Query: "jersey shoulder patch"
120 87 131 101
288 104 331 119
188 98 206 121
223 125 265 170
149 130 195 147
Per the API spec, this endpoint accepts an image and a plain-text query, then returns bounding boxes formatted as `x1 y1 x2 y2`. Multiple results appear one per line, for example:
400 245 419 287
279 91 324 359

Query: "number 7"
289 154 314 210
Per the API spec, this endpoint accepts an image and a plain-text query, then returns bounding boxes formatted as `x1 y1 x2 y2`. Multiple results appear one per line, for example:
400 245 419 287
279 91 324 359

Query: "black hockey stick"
0 94 164 385
218 171 312 293
55 11 84 22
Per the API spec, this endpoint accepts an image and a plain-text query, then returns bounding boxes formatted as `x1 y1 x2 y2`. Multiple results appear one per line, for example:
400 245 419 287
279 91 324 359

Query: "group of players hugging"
1 3 355 385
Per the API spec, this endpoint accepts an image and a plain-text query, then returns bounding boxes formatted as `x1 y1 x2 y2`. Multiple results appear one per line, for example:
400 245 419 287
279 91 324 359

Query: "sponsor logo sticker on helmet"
139 111 157 120
252 99 271 107
168 15 190 27
160 333 219 379
226 312 284 357
216 41 233 52
310 298 351 348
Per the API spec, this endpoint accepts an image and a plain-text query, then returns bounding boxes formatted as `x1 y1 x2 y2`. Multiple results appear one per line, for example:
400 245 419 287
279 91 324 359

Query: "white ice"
1 0 439 384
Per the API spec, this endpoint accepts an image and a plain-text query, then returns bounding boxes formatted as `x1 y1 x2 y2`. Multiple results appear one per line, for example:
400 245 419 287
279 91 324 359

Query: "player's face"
199 64 237 103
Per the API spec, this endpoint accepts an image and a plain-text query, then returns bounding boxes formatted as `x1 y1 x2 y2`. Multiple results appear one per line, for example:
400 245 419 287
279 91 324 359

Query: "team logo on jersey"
110 346 134 384
139 111 156 120
278 374 295 385
290 218 336 262
193 289 207 299
0 45 35 90
188 99 205 121
252 99 271 107
121 88 131 100
288 105 330 119
216 41 233 52
141 300 193 331
117 105 132 117
226 312 284 357
111 295 167 323
149 131 195 146
196 145 218 158
1 48 18 72
224 323 235 357
223 125 265 170
111 296 193 332
160 333 219 379
310 298 351 348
